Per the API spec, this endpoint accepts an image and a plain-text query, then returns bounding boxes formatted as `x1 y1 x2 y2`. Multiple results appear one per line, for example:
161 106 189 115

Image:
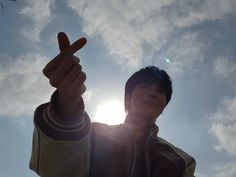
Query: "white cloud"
174 0 236 28
162 32 205 75
67 0 175 68
213 57 236 83
0 54 53 118
67 0 234 71
209 97 236 155
214 162 236 177
19 0 54 42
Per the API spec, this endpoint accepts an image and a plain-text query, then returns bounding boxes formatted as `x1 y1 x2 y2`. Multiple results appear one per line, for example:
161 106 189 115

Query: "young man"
30 32 196 177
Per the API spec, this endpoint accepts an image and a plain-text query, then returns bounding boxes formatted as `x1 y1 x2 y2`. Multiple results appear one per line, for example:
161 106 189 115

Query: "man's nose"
148 85 158 98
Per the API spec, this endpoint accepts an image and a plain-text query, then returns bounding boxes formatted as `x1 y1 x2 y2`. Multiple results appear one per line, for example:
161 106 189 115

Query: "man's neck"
124 114 156 133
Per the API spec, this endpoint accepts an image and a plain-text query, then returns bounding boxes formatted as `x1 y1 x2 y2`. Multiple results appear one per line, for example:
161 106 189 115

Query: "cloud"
67 0 175 68
213 57 236 85
173 0 236 28
214 162 236 177
0 54 53 118
19 0 54 42
67 0 234 71
160 32 205 75
209 97 236 155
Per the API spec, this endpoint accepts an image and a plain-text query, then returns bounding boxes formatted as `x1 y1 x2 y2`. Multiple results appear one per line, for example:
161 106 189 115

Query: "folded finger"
57 64 83 91
54 56 81 79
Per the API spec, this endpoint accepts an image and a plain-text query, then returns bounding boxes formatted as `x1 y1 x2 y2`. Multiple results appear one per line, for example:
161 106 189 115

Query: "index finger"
61 37 87 55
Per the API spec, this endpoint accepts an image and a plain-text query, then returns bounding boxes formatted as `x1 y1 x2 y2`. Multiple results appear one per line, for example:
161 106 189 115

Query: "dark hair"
124 66 172 111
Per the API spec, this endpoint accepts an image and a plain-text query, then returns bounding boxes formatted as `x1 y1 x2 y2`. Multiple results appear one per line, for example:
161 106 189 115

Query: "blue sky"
0 0 236 176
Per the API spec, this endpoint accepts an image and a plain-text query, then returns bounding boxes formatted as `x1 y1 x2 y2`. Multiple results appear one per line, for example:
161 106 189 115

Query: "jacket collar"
124 115 159 136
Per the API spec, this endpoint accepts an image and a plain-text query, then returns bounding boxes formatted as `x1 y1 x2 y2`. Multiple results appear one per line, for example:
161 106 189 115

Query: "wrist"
51 90 84 121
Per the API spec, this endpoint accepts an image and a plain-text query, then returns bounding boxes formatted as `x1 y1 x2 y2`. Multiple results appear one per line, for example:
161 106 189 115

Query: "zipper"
126 126 136 177
130 129 136 177
126 124 158 177
145 126 159 177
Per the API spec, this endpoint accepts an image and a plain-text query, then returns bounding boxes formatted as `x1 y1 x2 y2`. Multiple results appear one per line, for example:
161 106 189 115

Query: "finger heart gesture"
43 32 87 97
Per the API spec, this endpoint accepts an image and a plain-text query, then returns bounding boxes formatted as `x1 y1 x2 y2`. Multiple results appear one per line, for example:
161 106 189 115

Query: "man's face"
126 82 167 119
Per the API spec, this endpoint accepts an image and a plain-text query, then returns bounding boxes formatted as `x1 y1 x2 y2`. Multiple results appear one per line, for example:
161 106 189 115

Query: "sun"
93 100 126 125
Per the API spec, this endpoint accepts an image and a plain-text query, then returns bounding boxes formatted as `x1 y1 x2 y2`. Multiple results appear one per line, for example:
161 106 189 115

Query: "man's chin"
130 112 158 120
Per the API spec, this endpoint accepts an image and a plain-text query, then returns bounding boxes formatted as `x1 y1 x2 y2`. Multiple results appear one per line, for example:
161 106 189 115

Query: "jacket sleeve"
181 158 196 177
176 147 196 177
157 137 196 177
29 91 91 177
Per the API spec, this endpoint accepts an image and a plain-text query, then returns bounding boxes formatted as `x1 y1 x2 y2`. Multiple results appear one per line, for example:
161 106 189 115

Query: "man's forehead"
137 80 162 88
143 76 160 84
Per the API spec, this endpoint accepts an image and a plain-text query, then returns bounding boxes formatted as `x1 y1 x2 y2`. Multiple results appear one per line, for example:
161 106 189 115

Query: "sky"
0 0 236 176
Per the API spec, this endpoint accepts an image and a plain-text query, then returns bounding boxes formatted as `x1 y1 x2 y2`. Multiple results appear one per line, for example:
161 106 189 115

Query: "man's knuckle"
75 64 82 71
49 79 57 87
72 56 80 63
49 76 62 87
81 72 86 80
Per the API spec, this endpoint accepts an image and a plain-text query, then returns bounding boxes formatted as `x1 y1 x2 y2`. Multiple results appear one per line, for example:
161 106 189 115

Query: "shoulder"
156 137 196 176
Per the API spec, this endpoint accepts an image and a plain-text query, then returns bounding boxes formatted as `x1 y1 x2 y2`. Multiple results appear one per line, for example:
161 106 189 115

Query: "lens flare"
164 57 171 64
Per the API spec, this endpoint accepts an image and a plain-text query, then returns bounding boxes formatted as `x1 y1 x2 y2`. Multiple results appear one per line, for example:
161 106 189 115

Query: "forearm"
51 89 85 123
29 100 91 177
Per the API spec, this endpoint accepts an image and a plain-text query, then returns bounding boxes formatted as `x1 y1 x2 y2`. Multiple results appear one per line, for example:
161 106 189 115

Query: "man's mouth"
142 101 158 107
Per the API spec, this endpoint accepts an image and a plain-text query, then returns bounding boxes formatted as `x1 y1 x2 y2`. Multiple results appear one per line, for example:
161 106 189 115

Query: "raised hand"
43 32 87 117
43 32 86 78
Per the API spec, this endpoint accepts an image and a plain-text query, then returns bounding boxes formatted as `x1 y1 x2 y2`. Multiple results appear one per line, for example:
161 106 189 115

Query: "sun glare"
93 100 126 125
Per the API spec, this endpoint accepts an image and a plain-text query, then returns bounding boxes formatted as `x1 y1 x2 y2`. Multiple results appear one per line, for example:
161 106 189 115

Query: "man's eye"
158 88 165 94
